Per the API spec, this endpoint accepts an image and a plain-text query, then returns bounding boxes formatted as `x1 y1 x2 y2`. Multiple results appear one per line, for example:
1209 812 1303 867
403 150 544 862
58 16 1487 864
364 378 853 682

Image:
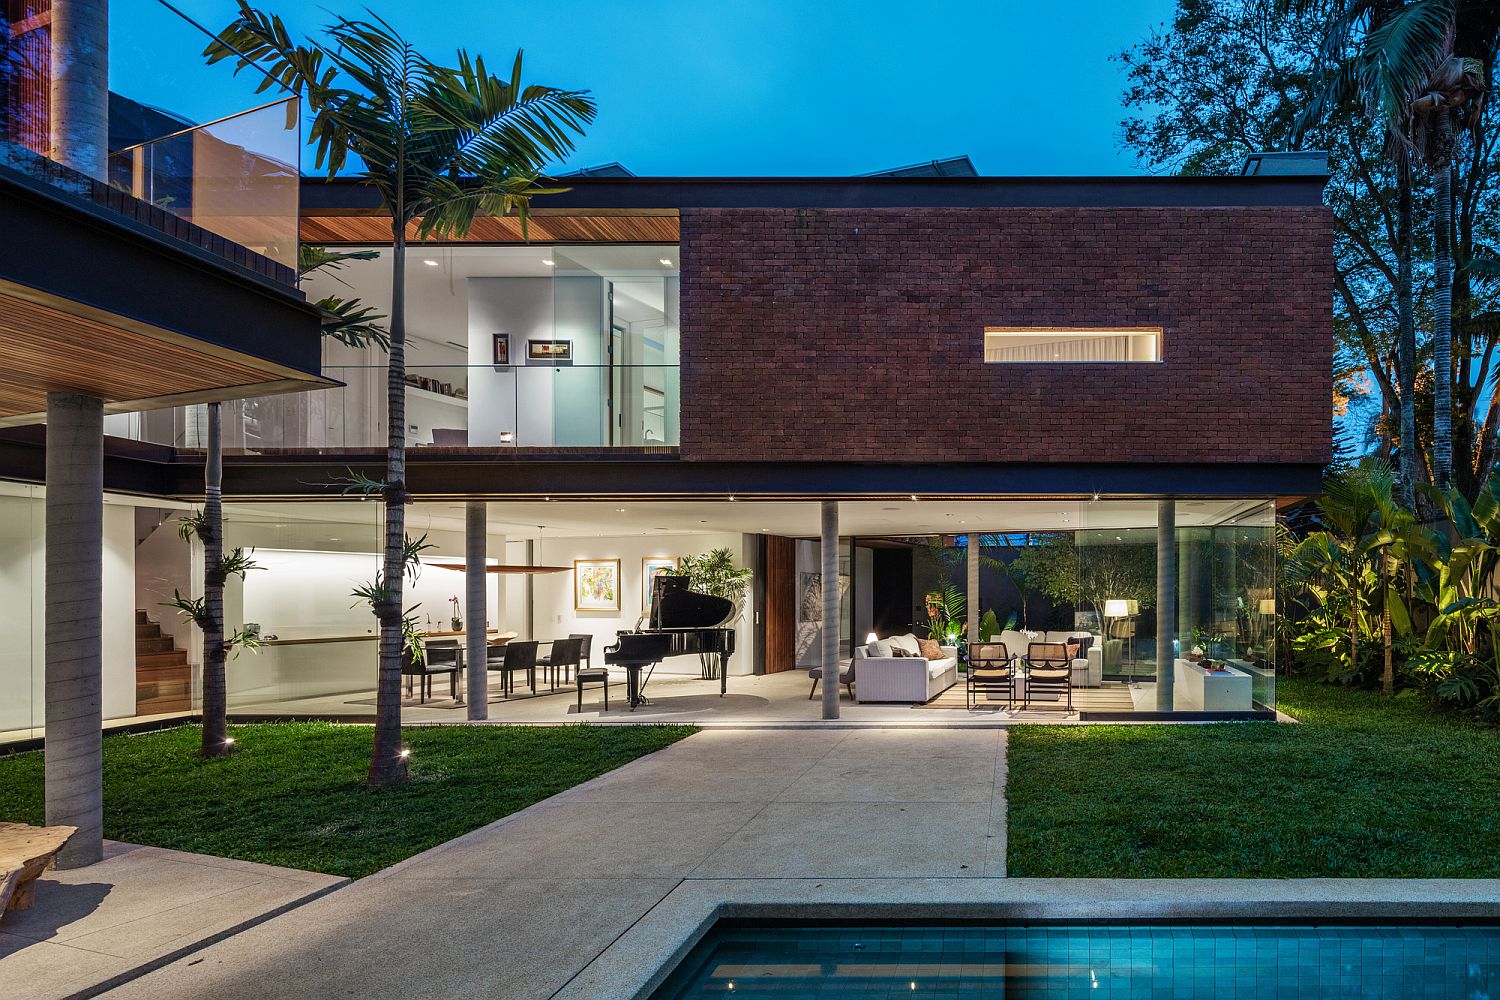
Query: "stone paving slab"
106 728 1009 999
0 841 345 1000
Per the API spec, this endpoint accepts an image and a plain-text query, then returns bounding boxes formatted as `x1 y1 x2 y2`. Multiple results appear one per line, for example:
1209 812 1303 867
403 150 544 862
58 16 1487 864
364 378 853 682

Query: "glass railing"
101 365 681 452
105 97 300 270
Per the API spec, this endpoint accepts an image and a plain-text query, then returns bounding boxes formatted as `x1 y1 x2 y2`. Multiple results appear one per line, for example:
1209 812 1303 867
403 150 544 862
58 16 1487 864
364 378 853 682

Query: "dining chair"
537 637 584 692
488 639 537 698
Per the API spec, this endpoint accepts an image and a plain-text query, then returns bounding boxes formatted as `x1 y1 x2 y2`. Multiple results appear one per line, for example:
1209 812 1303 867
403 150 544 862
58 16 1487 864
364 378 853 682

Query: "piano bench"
576 667 610 712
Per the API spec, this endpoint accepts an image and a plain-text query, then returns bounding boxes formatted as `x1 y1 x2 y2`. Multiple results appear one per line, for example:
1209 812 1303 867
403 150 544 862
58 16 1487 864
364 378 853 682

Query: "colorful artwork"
527 339 573 361
574 559 621 612
642 557 679 613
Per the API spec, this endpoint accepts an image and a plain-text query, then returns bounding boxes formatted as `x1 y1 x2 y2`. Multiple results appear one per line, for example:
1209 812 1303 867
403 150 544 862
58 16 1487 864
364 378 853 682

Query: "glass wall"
1 1 299 271
102 245 682 451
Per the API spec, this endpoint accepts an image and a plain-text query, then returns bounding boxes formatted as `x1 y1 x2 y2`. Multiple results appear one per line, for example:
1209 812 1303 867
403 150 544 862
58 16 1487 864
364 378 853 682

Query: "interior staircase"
135 610 192 715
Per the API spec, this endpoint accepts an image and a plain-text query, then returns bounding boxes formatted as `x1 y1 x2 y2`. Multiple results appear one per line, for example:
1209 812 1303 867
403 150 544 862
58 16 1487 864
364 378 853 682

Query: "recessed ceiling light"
422 259 439 266
542 258 555 266
658 258 673 267
616 507 626 512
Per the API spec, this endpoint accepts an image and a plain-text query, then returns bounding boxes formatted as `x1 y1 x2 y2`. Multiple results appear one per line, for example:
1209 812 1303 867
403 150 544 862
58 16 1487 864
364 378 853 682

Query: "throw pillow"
916 637 942 660
889 646 916 657
1065 640 1081 661
866 638 891 658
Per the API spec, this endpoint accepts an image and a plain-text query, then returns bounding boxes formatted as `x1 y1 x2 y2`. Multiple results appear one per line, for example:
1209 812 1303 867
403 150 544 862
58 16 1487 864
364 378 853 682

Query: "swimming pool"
649 921 1500 997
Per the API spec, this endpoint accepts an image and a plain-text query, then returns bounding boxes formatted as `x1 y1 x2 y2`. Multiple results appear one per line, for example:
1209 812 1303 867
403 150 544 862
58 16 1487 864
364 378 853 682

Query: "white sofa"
996 630 1106 688
853 632 958 703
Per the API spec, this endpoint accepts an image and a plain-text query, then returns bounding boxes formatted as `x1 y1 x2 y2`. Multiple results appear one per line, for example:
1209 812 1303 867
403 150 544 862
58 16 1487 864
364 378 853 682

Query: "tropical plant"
978 608 1002 642
206 4 593 787
679 548 753 622
923 584 967 644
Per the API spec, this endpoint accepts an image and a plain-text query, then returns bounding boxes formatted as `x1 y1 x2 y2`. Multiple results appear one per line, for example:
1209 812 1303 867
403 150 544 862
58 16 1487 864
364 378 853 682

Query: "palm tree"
205 4 593 788
1292 0 1451 506
1409 41 1486 490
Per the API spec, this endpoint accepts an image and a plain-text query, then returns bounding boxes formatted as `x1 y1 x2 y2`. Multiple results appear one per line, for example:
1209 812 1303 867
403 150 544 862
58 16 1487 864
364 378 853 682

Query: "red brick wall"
678 206 1332 465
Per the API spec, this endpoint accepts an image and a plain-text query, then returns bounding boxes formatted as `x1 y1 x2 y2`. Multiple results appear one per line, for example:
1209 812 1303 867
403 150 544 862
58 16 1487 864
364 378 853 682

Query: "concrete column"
465 502 488 719
1155 499 1176 713
820 501 840 721
966 533 979 642
49 0 110 180
45 391 104 868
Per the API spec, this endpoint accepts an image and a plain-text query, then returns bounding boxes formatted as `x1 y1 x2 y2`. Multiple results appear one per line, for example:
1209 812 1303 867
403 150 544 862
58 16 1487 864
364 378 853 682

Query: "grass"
0 722 694 879
1006 677 1500 878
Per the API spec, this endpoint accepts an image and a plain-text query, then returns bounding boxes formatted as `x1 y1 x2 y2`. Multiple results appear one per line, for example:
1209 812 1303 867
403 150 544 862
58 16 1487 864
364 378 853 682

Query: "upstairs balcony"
104 363 680 452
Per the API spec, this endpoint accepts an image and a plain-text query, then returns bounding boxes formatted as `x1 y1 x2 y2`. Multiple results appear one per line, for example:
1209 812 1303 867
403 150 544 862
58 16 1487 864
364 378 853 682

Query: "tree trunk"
1396 165 1419 508
1380 550 1393 696
1349 577 1359 676
201 402 229 756
1433 114 1455 492
44 391 103 869
368 227 410 789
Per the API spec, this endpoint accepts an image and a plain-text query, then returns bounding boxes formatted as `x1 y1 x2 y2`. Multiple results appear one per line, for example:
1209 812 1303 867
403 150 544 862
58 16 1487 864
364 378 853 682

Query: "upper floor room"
99 159 1334 471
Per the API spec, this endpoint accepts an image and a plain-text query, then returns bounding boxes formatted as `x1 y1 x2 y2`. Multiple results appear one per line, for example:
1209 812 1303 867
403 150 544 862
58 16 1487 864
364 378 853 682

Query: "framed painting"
527 339 573 361
492 333 510 366
642 557 679 613
574 558 621 612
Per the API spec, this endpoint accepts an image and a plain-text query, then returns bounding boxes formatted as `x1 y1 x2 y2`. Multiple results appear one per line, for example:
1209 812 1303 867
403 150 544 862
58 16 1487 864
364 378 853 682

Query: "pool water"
650 922 1500 998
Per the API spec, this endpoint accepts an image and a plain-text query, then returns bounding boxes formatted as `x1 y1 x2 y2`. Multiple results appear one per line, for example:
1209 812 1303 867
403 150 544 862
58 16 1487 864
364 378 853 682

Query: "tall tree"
1410 39 1487 489
205 4 593 787
1120 0 1500 500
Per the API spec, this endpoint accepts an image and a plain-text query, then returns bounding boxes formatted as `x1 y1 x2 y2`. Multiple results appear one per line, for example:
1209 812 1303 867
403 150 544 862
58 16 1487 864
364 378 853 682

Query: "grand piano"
604 575 737 710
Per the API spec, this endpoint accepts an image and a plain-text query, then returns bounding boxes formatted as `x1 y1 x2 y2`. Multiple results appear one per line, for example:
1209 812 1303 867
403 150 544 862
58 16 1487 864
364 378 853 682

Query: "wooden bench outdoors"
0 822 77 915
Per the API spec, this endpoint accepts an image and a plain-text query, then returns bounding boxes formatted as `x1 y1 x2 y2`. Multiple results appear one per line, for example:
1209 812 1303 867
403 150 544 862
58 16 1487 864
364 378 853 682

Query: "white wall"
531 532 757 676
468 276 550 446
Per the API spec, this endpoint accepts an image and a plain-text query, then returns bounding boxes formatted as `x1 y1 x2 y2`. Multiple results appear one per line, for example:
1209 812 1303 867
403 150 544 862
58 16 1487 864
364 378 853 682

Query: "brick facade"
678 206 1332 466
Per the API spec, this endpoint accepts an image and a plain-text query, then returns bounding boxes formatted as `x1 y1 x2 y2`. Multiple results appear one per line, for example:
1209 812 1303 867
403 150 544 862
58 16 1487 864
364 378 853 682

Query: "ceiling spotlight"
541 258 555 266
658 258 673 267
616 507 626 512
422 259 439 266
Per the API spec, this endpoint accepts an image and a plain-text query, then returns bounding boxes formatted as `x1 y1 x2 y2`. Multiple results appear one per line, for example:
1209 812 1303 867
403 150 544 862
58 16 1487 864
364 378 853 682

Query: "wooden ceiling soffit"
0 281 332 425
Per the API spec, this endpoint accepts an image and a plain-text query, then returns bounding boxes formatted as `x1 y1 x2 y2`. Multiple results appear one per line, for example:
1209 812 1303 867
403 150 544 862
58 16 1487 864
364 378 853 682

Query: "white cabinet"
1173 659 1253 712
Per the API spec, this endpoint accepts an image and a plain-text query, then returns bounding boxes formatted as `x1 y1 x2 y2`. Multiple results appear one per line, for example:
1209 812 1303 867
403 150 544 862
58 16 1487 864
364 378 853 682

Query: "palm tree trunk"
201 402 229 756
1380 549 1393 696
1396 164 1419 508
1433 114 1455 492
368 225 410 789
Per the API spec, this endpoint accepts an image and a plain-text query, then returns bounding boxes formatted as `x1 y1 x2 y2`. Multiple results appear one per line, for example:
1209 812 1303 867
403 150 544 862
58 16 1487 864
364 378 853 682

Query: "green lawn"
0 722 694 878
1007 678 1500 878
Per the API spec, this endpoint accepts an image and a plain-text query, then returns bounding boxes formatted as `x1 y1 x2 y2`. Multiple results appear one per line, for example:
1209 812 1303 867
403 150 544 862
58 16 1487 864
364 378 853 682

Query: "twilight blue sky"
118 0 1177 177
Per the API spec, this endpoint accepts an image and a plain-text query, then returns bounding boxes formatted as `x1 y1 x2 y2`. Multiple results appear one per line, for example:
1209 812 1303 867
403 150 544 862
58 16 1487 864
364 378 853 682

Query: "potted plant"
679 548 753 678
448 595 462 632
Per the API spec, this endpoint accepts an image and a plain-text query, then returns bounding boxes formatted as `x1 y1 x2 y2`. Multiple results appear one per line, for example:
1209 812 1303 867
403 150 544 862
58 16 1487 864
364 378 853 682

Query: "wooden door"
763 535 796 672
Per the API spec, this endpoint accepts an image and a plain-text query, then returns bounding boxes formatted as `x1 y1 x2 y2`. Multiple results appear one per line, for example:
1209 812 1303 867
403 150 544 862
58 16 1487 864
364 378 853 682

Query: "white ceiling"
198 497 1271 541
301 245 678 358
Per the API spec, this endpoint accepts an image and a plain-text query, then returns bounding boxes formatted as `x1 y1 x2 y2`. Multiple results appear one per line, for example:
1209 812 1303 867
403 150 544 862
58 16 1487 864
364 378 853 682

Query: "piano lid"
650 575 734 630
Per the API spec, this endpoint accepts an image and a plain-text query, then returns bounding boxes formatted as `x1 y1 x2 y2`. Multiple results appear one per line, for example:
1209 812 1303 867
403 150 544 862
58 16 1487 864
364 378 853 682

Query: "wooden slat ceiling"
0 286 325 422
299 214 680 245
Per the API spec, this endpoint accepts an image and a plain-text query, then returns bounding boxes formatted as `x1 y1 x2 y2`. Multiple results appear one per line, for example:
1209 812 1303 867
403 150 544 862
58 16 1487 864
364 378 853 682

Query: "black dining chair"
572 633 593 673
537 636 584 692
401 639 461 704
488 639 537 697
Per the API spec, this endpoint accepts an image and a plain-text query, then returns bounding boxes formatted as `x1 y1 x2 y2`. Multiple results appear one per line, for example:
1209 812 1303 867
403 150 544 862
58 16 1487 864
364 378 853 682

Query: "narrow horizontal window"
982 327 1162 363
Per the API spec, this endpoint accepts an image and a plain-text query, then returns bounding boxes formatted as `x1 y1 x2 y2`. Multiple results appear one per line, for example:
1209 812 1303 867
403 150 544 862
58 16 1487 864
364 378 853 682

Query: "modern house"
0 132 1332 747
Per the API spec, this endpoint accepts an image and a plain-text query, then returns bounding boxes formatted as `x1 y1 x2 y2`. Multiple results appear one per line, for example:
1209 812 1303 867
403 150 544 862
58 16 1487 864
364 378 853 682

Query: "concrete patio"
0 841 345 1000
104 727 1009 999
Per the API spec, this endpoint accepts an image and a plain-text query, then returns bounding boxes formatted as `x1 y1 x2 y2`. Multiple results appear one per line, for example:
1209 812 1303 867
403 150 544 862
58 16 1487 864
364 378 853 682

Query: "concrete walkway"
104 727 1008 999
0 841 345 1000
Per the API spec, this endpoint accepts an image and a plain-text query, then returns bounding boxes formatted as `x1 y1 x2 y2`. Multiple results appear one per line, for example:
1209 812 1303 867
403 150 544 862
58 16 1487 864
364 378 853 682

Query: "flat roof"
301 172 1329 216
